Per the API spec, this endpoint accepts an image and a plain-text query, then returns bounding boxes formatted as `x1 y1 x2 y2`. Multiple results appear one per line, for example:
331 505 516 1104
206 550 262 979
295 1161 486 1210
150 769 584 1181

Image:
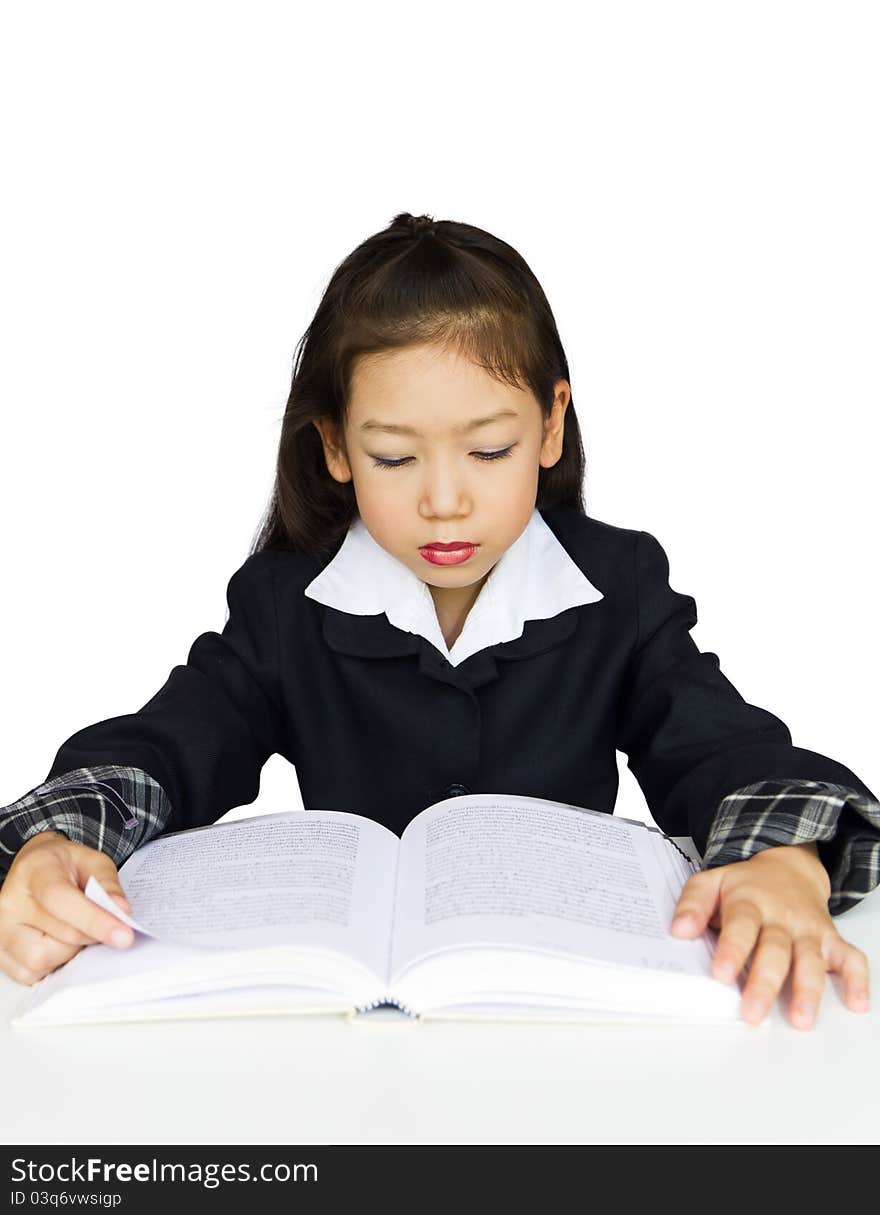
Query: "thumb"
671 869 723 937
111 891 132 914
73 848 131 913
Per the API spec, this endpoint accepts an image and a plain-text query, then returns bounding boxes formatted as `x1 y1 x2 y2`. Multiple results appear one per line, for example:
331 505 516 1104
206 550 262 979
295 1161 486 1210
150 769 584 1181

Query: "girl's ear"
313 418 353 483
539 381 570 469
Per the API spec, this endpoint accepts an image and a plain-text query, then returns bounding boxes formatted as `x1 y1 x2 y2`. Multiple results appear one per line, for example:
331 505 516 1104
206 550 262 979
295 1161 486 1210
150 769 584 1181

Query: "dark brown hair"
249 212 587 558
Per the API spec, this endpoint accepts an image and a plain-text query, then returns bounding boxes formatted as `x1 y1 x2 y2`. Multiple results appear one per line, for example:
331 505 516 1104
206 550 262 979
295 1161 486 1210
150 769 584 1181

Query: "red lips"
419 542 476 551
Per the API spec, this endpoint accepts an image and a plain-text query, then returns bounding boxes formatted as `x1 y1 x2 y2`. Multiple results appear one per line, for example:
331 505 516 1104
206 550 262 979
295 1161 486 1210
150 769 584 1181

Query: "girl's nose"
419 465 472 514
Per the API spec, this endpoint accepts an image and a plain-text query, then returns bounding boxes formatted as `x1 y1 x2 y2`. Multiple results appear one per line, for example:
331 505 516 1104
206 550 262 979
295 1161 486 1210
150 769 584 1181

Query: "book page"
114 810 399 982
390 794 714 981
11 931 367 1028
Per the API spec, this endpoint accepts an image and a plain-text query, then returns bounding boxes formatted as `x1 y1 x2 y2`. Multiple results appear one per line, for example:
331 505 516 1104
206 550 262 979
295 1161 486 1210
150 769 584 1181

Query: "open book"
11 793 747 1028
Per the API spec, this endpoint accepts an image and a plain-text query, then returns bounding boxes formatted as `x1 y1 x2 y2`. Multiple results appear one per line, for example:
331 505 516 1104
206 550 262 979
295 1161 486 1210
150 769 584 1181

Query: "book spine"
354 996 419 1019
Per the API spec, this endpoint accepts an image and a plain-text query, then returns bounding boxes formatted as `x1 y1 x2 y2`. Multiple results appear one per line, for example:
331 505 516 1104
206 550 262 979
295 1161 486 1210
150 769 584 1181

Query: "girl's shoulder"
540 503 641 558
539 505 652 605
239 546 328 583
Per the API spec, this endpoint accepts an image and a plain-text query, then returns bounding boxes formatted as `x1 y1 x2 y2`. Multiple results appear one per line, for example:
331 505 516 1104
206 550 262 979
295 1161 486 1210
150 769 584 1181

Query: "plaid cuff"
703 779 880 915
0 765 172 879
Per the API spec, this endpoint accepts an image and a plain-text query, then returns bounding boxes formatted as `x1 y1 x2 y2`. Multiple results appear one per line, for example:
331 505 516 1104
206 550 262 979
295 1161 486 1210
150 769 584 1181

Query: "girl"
1 211 877 1031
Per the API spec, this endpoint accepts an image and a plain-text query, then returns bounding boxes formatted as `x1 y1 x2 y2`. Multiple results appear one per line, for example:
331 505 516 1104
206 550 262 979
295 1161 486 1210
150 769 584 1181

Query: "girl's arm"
616 530 876 1028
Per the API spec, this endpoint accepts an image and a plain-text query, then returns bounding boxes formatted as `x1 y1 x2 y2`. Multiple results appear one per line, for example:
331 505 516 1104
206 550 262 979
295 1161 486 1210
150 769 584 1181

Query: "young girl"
1 211 877 1030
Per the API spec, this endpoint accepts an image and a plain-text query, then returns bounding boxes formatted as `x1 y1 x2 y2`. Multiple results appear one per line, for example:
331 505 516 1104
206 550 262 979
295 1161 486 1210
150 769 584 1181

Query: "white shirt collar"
304 507 604 667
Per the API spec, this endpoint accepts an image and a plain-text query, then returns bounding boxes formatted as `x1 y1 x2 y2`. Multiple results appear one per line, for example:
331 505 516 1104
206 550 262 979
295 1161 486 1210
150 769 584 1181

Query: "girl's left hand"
670 842 871 1030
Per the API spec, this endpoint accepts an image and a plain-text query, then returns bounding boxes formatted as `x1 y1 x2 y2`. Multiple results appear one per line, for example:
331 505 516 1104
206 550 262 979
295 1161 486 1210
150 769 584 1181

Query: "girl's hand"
0 830 134 986
670 842 871 1030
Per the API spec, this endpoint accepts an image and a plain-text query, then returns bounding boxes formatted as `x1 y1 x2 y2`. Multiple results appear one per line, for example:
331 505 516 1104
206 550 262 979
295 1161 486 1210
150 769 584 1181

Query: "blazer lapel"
321 605 422 660
321 602 584 691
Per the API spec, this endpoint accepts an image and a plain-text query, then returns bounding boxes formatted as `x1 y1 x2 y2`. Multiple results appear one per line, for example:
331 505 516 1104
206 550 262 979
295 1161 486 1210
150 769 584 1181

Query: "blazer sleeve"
701 778 880 916
0 765 171 881
615 530 880 909
35 551 284 845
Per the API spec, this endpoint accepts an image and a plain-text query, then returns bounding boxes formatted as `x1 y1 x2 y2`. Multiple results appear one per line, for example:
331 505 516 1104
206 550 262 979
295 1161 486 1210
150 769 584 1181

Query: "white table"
2 838 877 1146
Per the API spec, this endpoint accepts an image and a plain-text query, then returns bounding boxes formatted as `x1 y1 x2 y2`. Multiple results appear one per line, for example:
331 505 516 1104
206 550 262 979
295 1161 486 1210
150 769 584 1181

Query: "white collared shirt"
303 508 604 667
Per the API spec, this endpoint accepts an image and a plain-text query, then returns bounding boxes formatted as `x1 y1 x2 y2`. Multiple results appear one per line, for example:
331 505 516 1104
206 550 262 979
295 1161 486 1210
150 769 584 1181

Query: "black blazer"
45 505 876 860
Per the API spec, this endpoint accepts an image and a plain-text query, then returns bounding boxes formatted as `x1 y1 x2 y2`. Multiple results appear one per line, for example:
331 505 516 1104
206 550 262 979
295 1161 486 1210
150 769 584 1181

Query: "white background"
0 0 877 828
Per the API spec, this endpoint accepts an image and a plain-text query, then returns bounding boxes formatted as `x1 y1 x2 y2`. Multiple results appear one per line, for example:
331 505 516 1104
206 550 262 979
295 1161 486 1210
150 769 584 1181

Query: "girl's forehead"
348 345 535 421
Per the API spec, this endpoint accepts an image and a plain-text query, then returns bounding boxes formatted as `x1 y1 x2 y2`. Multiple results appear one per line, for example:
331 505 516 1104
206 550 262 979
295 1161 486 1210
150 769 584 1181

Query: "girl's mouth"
419 543 479 566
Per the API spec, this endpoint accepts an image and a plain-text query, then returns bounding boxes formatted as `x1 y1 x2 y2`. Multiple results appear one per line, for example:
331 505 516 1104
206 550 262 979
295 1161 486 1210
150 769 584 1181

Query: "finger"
4 922 83 983
0 943 41 986
31 873 134 949
825 933 871 1013
740 923 793 1025
671 871 723 937
789 935 827 1030
711 897 763 984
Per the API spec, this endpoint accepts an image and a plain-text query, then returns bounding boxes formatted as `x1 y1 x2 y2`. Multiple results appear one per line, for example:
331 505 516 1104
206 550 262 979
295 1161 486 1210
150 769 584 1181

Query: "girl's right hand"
0 830 135 986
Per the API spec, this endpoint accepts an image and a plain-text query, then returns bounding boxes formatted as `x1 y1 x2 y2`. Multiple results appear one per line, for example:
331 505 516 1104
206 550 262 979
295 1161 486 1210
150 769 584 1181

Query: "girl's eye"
370 445 517 470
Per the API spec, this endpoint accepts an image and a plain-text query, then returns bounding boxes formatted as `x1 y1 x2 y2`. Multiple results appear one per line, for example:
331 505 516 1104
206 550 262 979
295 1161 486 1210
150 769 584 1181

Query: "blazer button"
444 783 470 797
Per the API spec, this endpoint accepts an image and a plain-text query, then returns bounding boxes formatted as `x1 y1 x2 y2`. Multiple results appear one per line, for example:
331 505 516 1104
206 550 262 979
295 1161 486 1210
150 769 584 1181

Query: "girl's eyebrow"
359 409 520 437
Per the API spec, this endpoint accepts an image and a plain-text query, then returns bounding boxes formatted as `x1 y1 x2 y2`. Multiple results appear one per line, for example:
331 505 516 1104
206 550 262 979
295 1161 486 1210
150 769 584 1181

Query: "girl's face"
313 342 570 620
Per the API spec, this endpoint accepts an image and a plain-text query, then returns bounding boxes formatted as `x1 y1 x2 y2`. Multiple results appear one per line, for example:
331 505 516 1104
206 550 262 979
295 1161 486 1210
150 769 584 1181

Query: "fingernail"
110 928 133 947
742 998 766 1023
671 915 693 934
793 1001 815 1025
715 960 735 982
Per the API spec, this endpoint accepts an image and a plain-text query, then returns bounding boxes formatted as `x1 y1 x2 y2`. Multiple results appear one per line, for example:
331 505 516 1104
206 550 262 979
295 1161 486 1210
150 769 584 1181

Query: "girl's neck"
429 573 490 649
